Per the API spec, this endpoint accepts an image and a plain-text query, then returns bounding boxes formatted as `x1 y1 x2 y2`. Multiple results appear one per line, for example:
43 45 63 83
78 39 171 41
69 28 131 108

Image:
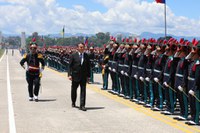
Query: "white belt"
29 66 39 70
188 77 195 81
146 69 151 72
164 73 170 76
124 65 129 67
138 67 144 70
154 69 161 73
132 65 137 68
118 64 123 66
176 74 183 78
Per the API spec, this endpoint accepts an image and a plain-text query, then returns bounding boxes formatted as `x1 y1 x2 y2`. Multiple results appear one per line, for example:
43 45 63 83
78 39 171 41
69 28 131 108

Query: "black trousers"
26 72 40 97
71 80 86 107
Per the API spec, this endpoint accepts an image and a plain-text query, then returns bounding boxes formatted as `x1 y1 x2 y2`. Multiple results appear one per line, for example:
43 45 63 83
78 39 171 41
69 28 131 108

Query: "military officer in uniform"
88 46 95 83
185 40 200 125
130 41 140 102
161 39 178 115
20 42 45 102
102 44 111 90
173 40 191 120
151 41 167 111
123 43 132 99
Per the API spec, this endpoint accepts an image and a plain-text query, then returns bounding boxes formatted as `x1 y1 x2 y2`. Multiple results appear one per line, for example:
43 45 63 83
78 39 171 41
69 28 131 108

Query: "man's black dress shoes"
79 106 87 111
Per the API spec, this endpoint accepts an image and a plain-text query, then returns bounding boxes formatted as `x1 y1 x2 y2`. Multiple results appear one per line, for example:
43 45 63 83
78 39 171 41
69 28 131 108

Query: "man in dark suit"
68 43 90 111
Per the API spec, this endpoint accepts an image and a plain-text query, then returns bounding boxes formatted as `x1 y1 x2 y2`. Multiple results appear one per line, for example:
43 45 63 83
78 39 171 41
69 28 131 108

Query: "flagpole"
164 1 167 39
63 25 65 45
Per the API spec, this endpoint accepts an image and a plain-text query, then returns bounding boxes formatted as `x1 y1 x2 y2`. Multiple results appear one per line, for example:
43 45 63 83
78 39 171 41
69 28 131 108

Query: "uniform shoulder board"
37 53 43 58
104 55 109 60
23 53 27 58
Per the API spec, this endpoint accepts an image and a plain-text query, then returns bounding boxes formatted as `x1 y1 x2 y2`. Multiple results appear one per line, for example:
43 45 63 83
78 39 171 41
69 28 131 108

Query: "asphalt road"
0 49 200 133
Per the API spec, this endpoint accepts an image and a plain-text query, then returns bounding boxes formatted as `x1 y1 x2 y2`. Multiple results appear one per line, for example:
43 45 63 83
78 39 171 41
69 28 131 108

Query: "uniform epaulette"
104 55 109 60
37 53 43 59
23 53 27 58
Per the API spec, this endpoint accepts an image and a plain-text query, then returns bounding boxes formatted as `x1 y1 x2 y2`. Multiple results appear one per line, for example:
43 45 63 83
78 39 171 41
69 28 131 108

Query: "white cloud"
0 0 199 37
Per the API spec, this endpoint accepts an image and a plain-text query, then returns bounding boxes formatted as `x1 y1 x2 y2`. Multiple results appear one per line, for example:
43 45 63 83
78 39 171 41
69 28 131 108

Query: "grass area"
0 49 5 58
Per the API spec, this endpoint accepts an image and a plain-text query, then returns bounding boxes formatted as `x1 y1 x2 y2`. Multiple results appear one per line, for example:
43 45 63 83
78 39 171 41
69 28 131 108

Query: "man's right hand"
68 76 72 81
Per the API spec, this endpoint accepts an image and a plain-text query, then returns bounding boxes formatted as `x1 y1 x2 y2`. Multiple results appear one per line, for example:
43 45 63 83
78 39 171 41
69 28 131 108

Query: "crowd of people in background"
26 45 104 83
19 36 200 125
101 37 200 126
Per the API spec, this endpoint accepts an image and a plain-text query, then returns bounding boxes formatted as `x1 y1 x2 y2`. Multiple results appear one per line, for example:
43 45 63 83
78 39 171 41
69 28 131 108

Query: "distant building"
21 32 26 49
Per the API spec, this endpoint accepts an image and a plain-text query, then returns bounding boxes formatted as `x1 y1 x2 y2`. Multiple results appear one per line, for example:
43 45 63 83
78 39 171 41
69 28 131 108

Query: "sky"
0 0 200 37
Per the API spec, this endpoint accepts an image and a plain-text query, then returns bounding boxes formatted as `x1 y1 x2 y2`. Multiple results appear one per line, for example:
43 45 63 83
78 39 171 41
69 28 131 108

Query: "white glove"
120 71 124 75
134 74 138 79
145 77 150 82
112 69 116 72
109 67 112 71
124 72 128 76
154 77 159 83
189 90 195 96
178 85 183 92
139 77 144 82
163 82 169 87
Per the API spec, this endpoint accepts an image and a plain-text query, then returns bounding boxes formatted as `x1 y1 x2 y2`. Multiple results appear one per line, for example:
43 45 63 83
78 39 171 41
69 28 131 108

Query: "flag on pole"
84 37 89 47
61 26 65 37
155 0 166 38
155 0 165 4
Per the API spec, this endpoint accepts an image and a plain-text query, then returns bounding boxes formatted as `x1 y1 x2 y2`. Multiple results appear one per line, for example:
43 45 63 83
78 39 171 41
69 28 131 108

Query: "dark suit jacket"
68 52 90 82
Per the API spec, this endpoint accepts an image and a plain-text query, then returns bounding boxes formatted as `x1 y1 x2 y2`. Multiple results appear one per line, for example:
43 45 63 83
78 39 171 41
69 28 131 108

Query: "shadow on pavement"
85 107 105 110
38 99 57 102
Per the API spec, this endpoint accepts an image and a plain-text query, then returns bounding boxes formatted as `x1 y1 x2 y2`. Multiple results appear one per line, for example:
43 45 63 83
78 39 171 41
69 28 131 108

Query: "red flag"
84 37 88 47
155 0 165 4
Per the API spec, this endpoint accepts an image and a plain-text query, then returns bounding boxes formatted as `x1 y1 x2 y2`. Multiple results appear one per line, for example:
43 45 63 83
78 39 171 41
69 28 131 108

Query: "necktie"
80 53 83 65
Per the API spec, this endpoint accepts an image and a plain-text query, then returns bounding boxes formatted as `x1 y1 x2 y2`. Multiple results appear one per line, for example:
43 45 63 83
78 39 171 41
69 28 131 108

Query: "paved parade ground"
1 49 200 133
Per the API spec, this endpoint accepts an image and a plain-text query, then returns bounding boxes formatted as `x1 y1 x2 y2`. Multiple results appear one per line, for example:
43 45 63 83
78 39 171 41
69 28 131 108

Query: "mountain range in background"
140 32 200 41
2 32 200 41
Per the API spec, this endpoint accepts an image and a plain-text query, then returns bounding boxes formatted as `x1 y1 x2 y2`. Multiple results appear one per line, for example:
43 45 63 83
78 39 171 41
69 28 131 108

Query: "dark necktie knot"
80 53 83 58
